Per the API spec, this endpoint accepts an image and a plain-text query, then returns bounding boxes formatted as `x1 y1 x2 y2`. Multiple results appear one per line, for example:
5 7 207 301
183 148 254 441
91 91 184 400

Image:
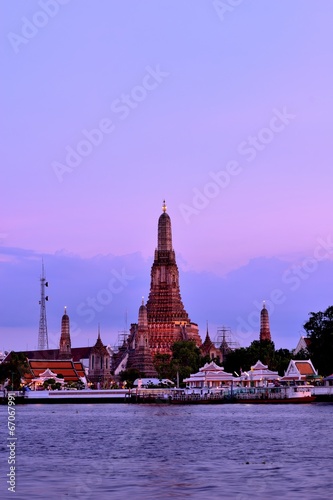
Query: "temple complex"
2 202 284 387
3 309 112 387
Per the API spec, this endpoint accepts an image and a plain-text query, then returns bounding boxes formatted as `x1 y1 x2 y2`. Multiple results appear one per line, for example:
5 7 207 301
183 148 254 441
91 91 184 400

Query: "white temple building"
237 360 279 387
183 361 234 390
184 360 281 391
281 359 318 383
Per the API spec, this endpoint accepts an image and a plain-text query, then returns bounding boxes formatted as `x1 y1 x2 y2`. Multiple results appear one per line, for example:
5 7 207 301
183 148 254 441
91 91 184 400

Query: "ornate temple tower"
88 328 111 386
59 307 71 359
200 324 221 363
145 201 201 356
260 302 272 342
127 300 157 377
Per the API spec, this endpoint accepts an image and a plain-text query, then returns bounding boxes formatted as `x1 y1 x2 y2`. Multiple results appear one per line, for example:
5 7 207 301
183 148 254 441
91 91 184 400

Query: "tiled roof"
5 347 92 362
74 362 86 378
295 361 315 375
199 361 225 372
28 359 83 382
200 332 215 351
251 360 268 371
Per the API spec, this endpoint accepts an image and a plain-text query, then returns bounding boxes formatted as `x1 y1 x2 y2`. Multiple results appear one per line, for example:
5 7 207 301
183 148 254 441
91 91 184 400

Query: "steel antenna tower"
38 261 49 349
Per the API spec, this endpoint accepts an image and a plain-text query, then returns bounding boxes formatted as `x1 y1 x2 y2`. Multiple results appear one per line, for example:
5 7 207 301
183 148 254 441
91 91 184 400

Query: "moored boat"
231 385 315 403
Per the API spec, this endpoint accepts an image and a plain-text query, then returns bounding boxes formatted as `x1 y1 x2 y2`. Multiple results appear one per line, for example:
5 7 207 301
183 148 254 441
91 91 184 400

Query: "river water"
1 403 333 499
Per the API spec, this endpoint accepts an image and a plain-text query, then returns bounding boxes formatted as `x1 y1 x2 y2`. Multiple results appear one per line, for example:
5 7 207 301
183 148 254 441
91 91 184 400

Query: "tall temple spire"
147 203 189 324
127 300 157 377
260 301 271 342
59 307 71 358
138 300 148 331
157 200 173 252
38 260 49 350
145 203 202 356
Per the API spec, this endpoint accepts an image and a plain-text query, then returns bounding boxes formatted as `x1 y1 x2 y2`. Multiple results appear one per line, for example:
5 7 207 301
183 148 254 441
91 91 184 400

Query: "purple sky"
1 0 333 354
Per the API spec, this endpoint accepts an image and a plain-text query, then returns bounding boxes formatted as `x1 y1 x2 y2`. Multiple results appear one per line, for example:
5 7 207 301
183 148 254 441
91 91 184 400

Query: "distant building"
260 302 272 342
183 361 234 390
238 360 279 387
24 359 86 388
3 309 112 387
127 300 157 378
59 307 71 359
184 360 280 390
293 336 311 355
200 326 229 364
200 327 221 362
281 359 318 383
88 329 112 386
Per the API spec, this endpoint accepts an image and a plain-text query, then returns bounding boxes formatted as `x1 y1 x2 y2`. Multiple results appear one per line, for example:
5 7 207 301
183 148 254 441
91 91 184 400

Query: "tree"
303 306 333 376
43 378 61 390
170 341 207 386
293 349 309 360
119 368 143 388
271 348 293 375
0 352 30 390
154 353 173 379
154 341 208 386
223 341 293 376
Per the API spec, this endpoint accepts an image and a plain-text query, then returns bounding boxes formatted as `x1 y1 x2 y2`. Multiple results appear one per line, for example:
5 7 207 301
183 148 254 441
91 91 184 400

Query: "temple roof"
138 299 148 328
251 360 268 371
199 361 226 372
295 361 316 375
282 359 318 380
184 362 234 382
4 347 92 363
91 331 109 355
200 329 215 352
26 359 84 382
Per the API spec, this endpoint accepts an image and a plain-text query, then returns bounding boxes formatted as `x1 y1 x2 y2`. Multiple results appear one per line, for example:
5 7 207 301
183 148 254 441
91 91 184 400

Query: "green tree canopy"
303 306 333 376
119 368 144 388
223 341 292 376
0 352 30 390
154 341 209 386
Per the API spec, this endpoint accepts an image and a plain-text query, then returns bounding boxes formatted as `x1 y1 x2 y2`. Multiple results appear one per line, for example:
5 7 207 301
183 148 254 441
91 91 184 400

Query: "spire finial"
142 296 144 306
98 323 101 339
263 300 266 309
162 200 167 213
64 306 67 315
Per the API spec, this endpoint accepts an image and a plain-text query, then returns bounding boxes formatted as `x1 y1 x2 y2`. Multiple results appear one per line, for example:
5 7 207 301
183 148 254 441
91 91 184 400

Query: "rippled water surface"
1 403 333 499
